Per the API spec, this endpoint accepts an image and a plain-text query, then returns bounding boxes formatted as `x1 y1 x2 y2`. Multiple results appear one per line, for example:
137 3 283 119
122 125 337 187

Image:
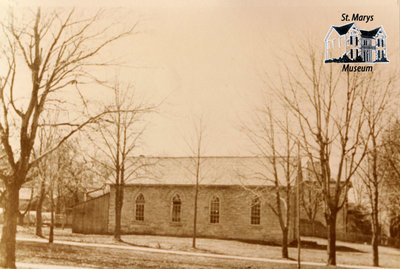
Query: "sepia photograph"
0 0 399 268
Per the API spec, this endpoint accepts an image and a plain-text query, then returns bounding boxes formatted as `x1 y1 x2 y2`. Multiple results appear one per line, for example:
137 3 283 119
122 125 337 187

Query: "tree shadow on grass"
289 240 364 253
119 239 232 256
118 236 363 254
119 239 150 248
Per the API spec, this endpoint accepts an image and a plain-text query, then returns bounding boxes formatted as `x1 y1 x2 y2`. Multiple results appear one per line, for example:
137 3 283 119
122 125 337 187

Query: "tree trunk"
311 220 315 236
326 211 337 266
371 188 380 267
61 207 66 230
372 231 379 266
17 211 24 226
192 184 199 248
49 210 54 243
114 185 123 241
36 180 46 237
49 189 54 243
0 185 20 269
282 227 289 259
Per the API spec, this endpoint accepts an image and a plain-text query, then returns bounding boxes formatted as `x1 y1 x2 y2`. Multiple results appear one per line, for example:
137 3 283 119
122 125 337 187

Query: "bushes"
325 54 388 63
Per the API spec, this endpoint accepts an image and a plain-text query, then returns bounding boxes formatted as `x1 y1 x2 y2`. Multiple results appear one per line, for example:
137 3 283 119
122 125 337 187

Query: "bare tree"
0 8 134 267
87 81 154 241
32 118 59 237
35 171 46 237
357 71 395 266
33 114 89 241
382 120 400 244
275 46 369 265
61 139 97 230
300 178 323 236
242 107 296 258
47 143 70 243
184 118 206 249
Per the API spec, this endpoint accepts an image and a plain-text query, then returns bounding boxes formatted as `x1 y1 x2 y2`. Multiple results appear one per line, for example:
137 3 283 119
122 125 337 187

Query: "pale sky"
1 0 399 156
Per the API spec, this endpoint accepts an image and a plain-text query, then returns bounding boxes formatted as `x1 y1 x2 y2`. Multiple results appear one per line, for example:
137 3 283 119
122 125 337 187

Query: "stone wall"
108 184 296 244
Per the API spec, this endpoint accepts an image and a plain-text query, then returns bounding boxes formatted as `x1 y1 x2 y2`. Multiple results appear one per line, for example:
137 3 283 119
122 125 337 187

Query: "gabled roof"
119 156 297 187
360 27 382 38
332 22 354 35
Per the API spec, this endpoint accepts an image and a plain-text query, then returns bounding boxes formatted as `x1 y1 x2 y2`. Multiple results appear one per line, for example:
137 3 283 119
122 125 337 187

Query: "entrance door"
363 50 371 62
365 50 371 62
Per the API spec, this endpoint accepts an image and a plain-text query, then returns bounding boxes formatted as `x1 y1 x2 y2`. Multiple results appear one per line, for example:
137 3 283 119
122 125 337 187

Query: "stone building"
72 156 349 244
73 157 299 243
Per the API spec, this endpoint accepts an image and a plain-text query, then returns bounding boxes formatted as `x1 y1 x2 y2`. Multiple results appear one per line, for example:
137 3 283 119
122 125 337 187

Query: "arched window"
135 194 145 221
251 197 261 225
210 196 220 224
172 194 181 222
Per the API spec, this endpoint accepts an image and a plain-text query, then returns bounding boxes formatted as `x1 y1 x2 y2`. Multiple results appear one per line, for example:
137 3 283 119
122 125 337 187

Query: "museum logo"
324 16 388 72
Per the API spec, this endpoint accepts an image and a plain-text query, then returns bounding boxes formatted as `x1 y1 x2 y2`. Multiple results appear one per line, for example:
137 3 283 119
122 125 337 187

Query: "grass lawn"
16 240 356 269
12 226 400 268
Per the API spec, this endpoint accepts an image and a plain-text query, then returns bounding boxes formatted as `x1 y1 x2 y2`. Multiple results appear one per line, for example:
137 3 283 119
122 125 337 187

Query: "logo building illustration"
324 22 388 63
